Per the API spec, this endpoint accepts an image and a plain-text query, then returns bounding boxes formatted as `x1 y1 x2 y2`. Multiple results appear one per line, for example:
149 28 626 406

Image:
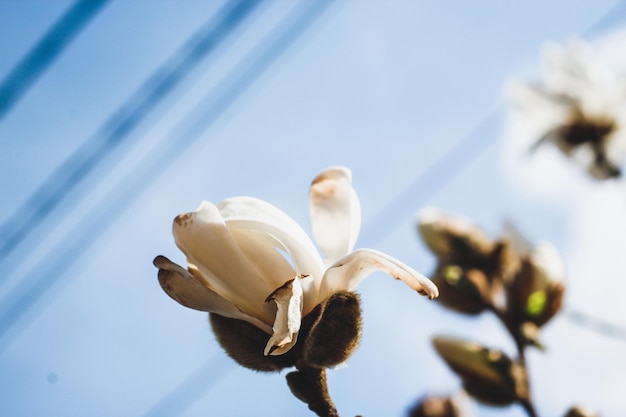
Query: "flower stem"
286 364 340 417
520 398 539 417
488 305 539 417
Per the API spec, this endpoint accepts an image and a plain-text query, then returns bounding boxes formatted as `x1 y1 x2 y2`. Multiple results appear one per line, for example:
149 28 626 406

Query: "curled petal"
309 166 361 264
218 197 325 283
264 275 305 356
154 256 272 334
317 249 439 306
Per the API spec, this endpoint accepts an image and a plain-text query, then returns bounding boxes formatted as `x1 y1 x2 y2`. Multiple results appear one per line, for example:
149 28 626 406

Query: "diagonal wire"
0 0 335 357
564 307 626 341
141 355 233 417
359 109 502 247
0 0 266 278
0 0 109 122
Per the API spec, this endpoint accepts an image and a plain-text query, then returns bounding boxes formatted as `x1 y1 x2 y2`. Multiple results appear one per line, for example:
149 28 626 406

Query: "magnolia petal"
309 166 361 265
264 275 305 356
172 201 275 321
218 197 325 282
154 256 273 334
541 40 601 96
228 228 296 291
317 249 439 307
505 80 575 117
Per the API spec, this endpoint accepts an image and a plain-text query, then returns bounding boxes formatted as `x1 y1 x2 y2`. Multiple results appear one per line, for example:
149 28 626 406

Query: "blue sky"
1 1 625 416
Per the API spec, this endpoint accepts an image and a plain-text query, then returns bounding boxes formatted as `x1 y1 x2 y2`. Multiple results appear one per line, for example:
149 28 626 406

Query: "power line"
564 306 626 341
0 0 109 122
0 0 335 356
0 0 266 280
359 109 501 247
141 355 232 417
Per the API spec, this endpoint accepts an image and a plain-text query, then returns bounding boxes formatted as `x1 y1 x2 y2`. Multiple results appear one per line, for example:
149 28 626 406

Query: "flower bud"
563 405 600 417
417 208 494 264
209 312 301 372
303 291 362 369
432 265 491 315
506 242 565 328
408 392 474 417
209 291 362 372
432 337 527 406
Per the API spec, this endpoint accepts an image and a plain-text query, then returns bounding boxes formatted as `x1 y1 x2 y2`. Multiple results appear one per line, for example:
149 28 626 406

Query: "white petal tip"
312 166 352 184
416 207 444 226
418 281 439 300
531 242 565 282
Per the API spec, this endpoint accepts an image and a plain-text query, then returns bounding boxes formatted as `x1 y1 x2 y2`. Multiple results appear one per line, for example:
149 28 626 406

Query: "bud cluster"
416 208 596 417
418 208 564 348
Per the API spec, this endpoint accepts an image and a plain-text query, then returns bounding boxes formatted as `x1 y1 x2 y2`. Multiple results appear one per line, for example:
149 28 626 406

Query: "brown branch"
286 364 340 417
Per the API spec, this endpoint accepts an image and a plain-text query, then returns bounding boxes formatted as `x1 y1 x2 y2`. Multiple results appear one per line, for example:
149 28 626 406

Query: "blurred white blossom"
506 35 626 180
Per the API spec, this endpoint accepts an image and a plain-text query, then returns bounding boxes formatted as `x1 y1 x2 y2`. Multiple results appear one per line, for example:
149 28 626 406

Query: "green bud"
526 290 547 317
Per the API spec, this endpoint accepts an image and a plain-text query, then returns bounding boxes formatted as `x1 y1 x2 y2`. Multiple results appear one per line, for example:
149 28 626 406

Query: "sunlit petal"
309 166 361 264
318 249 439 304
154 256 273 333
172 201 274 321
541 40 606 97
218 197 325 281
264 275 305 356
229 228 296 291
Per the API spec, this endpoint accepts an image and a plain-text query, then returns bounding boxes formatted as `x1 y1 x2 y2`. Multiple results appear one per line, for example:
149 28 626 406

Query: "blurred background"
1 1 625 416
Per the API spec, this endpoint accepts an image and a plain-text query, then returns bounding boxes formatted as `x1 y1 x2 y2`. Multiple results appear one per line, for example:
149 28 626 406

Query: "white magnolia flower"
155 166 438 357
506 38 626 179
